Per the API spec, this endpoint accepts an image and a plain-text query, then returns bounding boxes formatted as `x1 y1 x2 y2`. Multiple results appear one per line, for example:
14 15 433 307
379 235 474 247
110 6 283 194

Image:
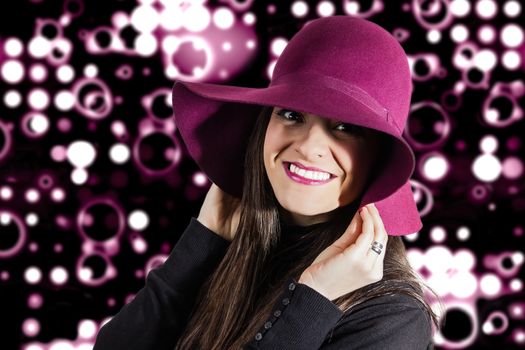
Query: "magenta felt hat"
171 15 422 236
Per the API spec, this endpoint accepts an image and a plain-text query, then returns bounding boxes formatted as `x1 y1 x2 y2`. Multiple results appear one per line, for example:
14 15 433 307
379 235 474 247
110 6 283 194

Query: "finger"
350 206 375 257
366 204 387 259
367 203 385 247
368 204 388 246
367 203 387 237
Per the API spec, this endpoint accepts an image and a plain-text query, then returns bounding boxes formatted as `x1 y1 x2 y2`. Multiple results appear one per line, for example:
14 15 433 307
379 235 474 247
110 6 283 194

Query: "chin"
279 199 336 217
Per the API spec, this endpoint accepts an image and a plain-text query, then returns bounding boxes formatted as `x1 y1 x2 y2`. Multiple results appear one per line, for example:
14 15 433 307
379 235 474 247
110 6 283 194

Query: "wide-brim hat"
171 15 422 236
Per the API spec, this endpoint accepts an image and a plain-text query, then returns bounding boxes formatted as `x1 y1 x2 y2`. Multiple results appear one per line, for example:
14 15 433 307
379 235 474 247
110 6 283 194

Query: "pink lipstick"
283 161 335 185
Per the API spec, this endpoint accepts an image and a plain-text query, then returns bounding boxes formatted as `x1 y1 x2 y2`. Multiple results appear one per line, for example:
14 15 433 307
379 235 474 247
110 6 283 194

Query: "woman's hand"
196 182 242 242
298 203 388 301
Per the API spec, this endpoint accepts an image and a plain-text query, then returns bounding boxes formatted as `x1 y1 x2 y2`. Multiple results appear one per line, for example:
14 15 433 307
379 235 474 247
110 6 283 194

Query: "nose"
294 121 331 160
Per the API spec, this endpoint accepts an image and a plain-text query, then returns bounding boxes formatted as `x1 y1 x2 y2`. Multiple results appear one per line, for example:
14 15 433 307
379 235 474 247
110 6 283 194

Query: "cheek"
263 120 284 160
340 142 370 183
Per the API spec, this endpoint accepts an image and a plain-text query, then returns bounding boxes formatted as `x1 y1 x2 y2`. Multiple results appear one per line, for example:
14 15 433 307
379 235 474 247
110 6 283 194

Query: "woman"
94 15 443 349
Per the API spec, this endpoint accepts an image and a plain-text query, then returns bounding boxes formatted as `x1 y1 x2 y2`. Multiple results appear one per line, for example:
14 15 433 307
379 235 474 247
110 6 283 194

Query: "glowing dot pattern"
0 1 524 349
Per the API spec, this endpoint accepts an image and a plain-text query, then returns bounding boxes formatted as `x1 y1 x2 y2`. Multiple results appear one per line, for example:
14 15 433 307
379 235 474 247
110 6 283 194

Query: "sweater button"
288 282 296 290
264 321 272 329
282 298 290 305
255 333 262 340
273 310 281 317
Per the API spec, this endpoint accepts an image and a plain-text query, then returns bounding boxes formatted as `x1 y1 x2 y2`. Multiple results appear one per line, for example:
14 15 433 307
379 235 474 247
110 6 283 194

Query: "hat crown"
271 16 413 132
170 16 422 235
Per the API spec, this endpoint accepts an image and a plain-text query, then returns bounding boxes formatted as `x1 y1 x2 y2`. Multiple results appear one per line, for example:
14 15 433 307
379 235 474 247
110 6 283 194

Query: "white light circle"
4 90 22 108
425 246 454 273
135 33 158 56
128 210 149 231
0 187 14 200
271 37 288 56
30 64 47 82
213 7 235 30
501 50 521 70
500 24 524 48
243 12 256 25
28 89 49 110
109 143 130 164
457 226 471 240
427 29 441 43
50 266 69 285
450 0 471 17
159 7 183 31
54 90 76 111
28 36 51 58
4 37 24 57
78 320 97 339
56 65 75 83
25 267 42 284
451 24 469 42
406 249 425 271
222 42 232 51
317 1 335 16
67 141 96 167
291 1 309 17
472 154 502 182
84 64 98 78
427 272 451 296
454 249 476 271
480 273 502 296
1 60 25 84
480 134 498 153
450 271 478 298
503 1 521 17
26 189 40 203
71 168 89 185
130 5 160 33
28 114 49 134
476 0 498 19
430 226 447 242
474 49 497 71
26 213 39 226
478 25 495 43
183 6 211 32
51 188 66 202
423 153 449 181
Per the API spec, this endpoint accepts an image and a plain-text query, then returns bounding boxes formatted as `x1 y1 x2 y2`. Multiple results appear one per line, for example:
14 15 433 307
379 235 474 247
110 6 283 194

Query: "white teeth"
289 163 330 181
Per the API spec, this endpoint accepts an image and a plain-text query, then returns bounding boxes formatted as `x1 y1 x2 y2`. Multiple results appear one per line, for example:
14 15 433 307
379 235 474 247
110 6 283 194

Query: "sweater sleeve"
243 278 434 350
321 293 434 349
93 217 231 350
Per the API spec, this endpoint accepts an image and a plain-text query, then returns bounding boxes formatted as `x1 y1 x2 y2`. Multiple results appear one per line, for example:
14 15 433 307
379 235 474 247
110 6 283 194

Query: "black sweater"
93 217 434 349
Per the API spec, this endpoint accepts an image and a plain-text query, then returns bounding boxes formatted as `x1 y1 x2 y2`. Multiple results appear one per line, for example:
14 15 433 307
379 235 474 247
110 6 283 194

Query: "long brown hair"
175 106 444 349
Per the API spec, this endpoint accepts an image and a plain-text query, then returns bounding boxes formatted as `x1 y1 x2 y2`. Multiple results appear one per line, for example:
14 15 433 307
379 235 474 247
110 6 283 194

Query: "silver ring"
371 245 382 255
371 240 383 255
371 241 383 249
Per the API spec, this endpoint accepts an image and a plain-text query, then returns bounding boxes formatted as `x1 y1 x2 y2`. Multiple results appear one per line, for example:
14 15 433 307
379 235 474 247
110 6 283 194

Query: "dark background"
1 0 524 349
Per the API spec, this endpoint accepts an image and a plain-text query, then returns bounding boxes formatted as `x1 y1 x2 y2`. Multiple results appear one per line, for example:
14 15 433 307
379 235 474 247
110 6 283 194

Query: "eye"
275 109 365 136
334 123 365 136
275 108 303 121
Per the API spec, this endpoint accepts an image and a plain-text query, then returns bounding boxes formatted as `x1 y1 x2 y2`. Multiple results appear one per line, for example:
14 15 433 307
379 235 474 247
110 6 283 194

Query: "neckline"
280 220 327 236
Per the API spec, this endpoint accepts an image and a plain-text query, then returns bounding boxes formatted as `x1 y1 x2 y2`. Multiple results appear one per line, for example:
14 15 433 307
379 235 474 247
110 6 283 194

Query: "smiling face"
263 106 383 226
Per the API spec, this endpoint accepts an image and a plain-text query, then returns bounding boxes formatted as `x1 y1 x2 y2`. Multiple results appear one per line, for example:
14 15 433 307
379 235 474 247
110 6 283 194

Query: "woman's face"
263 106 383 226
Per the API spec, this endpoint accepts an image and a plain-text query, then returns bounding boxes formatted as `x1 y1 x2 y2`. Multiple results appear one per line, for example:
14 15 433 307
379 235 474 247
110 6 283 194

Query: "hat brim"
172 79 422 236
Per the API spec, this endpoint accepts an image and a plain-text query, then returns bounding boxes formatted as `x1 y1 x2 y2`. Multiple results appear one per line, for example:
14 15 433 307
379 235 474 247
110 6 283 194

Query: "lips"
286 161 336 177
283 161 336 185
